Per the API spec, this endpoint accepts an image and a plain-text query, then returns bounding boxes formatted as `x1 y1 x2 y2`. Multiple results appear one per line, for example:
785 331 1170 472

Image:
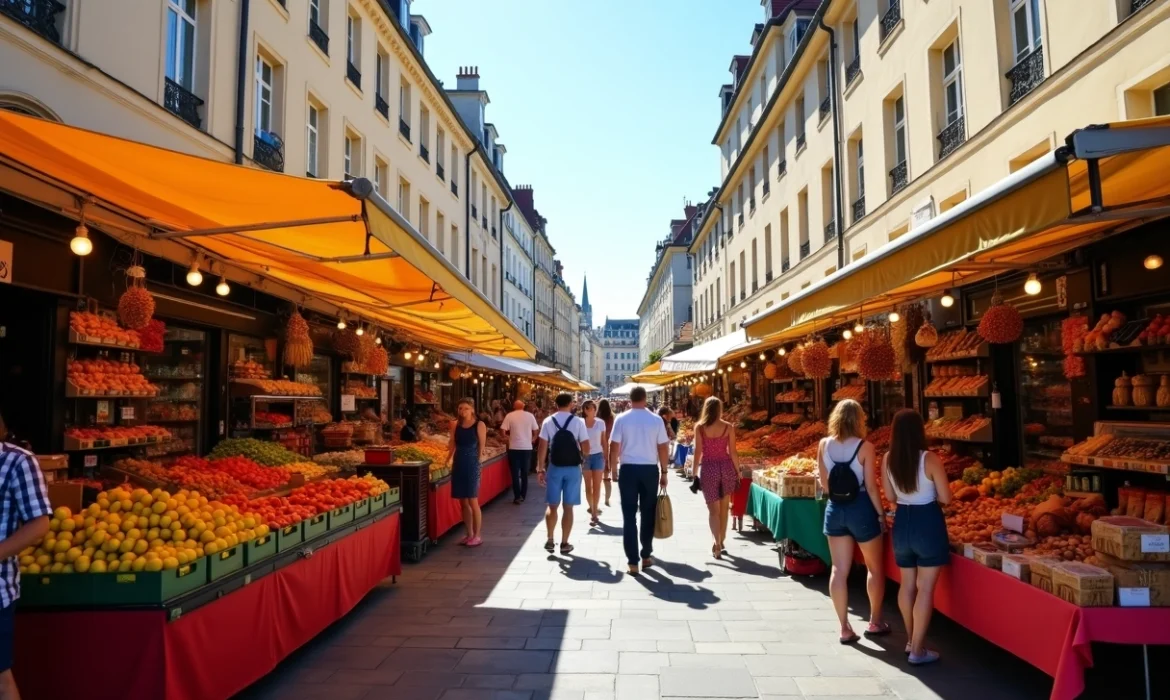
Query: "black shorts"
0 601 14 673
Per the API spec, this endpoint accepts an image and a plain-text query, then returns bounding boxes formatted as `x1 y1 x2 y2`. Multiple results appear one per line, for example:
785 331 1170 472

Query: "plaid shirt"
0 442 52 607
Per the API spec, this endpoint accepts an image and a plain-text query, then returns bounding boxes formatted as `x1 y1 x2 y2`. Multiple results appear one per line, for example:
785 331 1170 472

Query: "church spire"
580 275 592 329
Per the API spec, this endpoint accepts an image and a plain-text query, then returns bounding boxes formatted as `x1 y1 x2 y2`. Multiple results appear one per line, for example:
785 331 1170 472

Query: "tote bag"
654 489 673 539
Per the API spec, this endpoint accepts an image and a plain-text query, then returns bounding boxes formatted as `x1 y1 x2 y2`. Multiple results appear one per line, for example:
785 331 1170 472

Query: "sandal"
544 538 555 552
839 631 860 645
864 622 892 637
712 544 722 560
908 650 940 666
560 543 574 555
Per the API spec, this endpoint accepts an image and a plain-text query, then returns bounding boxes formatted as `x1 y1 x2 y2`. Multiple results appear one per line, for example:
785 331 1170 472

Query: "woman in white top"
581 400 609 527
817 399 887 644
882 409 952 666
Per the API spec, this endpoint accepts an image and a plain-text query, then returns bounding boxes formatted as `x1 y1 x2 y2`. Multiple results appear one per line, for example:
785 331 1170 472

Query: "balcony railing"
482 216 488 229
845 56 861 86
749 197 756 214
491 226 497 238
253 131 285 172
852 195 866 222
737 212 744 228
781 257 790 273
1131 0 1155 14
778 159 787 178
825 220 837 240
164 78 203 129
879 0 901 42
799 240 810 259
762 181 770 197
2 0 66 43
436 162 445 180
375 93 389 119
451 180 458 196
399 118 410 141
309 20 329 54
420 143 429 163
1007 48 1044 106
346 61 361 89
765 271 773 283
471 204 478 219
796 132 807 150
819 96 831 121
740 292 746 303
937 116 966 160
889 160 908 194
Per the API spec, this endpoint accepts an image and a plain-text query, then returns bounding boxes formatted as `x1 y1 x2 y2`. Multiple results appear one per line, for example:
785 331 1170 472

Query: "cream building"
0 0 511 308
599 318 639 394
519 187 556 365
502 203 536 343
690 0 1170 344
552 263 575 372
637 202 700 365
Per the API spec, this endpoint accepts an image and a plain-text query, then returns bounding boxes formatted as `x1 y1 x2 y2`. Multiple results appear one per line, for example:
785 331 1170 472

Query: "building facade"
502 204 535 342
579 327 602 389
552 261 576 372
599 319 640 394
516 186 556 364
637 202 700 365
690 0 1170 345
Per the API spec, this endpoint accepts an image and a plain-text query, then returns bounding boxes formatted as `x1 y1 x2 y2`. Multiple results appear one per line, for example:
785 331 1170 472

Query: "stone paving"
237 471 1073 699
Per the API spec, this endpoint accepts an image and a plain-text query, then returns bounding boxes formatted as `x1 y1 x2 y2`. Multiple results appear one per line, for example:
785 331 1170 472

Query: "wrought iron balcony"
819 96 831 121
796 133 807 151
309 20 329 54
799 240 810 259
471 204 478 219
749 197 756 214
1131 0 1154 15
420 143 429 163
399 118 410 141
879 0 901 42
451 180 458 196
253 131 285 172
937 116 966 160
1 0 65 43
825 220 837 240
852 195 866 222
375 93 389 119
1007 48 1044 106
164 78 203 129
778 159 787 178
765 271 773 283
781 257 790 273
482 216 488 229
437 162 445 181
491 226 497 238
346 61 361 89
889 160 908 194
845 56 861 86
762 181 770 197
740 292 746 303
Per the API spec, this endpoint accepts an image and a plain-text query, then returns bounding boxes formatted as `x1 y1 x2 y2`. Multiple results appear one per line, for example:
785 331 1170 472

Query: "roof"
730 55 751 82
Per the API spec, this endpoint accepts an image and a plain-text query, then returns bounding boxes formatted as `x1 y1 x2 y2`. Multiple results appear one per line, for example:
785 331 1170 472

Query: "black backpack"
549 416 582 466
826 440 864 504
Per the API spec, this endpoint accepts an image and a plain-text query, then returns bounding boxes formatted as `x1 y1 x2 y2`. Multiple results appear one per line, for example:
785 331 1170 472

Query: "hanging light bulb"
337 317 347 330
186 258 203 286
355 325 365 336
375 335 383 345
758 352 767 361
473 378 479 385
1024 273 1042 296
854 321 864 334
740 360 747 368
404 350 412 360
215 275 230 296
842 329 853 340
70 222 93 256
1144 254 1163 271
888 311 900 323
778 347 786 356
433 361 439 369
940 291 955 308
717 368 724 375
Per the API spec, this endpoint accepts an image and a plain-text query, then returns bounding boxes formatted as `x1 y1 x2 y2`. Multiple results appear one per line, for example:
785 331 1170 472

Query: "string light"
1144 254 1164 270
70 222 93 256
842 329 853 340
739 361 747 368
337 317 347 330
215 275 230 296
854 321 864 334
355 325 364 336
1024 273 1042 296
404 350 412 360
186 258 203 287
778 347 786 356
888 311 900 323
375 335 382 345
940 291 955 308
758 352 766 361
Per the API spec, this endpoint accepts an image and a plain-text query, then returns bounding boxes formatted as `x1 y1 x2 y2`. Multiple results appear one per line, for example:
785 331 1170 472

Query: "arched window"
0 93 61 122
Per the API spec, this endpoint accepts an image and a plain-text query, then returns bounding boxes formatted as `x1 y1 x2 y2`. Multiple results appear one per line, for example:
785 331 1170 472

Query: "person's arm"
657 422 670 487
927 452 952 505
607 422 622 473
0 454 52 561
477 421 487 463
728 425 741 472
881 453 895 513
500 414 511 440
692 427 704 478
601 428 610 470
446 424 457 466
530 415 540 447
815 439 828 492
861 442 884 530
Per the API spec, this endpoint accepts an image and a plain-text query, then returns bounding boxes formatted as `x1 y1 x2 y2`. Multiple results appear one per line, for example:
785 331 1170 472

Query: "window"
346 14 358 64
1155 83 1170 116
397 177 410 220
729 261 736 302
420 106 430 153
786 18 810 61
437 128 446 174
893 96 906 164
739 251 747 299
374 158 387 199
764 224 773 275
309 0 324 28
343 131 360 179
795 97 806 142
254 56 274 135
751 239 758 290
1010 0 1042 61
851 17 860 61
942 40 963 125
436 212 445 253
419 197 430 241
306 103 320 177
856 139 864 196
165 0 197 90
399 77 411 134
759 73 768 105
375 47 389 99
450 145 459 193
471 247 478 285
450 224 459 266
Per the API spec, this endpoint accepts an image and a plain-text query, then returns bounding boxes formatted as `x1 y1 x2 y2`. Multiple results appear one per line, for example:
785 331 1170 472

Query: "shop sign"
0 239 11 284
909 197 936 230
341 394 356 412
1119 587 1151 607
1055 276 1068 309
96 400 111 424
121 406 135 421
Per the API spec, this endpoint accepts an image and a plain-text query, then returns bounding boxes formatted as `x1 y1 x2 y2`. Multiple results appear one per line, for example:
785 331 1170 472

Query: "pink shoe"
457 536 470 545
466 537 483 547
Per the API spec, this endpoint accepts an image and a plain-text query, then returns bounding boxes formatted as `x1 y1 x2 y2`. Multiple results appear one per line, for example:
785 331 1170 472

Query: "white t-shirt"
610 407 669 466
584 418 606 455
500 410 539 450
539 411 591 465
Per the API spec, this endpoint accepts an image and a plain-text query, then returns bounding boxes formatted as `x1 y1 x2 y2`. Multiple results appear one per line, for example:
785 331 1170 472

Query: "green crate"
303 513 328 541
328 503 354 530
276 522 304 552
207 545 244 581
245 532 277 565
19 560 208 607
352 497 371 519
385 487 401 507
370 493 387 511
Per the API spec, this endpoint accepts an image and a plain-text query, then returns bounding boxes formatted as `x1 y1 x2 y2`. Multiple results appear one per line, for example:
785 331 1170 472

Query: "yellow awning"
0 111 534 358
631 362 693 385
745 117 1170 344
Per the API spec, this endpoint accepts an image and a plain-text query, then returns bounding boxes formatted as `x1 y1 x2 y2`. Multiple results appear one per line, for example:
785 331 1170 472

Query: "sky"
419 0 761 325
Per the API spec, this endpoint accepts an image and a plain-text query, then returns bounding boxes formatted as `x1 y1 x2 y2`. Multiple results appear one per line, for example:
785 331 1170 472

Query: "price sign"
1001 513 1025 534
120 406 136 421
341 394 356 412
1001 558 1022 579
1119 587 1151 607
83 454 98 468
96 400 111 424
1141 534 1170 553
963 543 976 559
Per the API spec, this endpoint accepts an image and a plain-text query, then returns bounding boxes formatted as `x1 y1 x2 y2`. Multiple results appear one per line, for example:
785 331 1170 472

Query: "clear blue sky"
420 0 761 324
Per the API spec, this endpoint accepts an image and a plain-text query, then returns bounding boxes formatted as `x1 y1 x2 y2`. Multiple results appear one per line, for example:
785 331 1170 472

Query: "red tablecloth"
861 534 1170 700
427 454 510 541
15 511 401 700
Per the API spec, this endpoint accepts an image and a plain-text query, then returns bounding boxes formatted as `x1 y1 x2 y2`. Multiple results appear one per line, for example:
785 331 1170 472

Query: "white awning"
659 329 749 372
610 382 666 396
447 351 557 376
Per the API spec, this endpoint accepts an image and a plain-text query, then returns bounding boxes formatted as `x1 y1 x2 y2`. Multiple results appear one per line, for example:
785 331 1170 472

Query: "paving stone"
743 655 818 677
438 690 534 700
457 637 531 650
402 637 463 648
463 675 519 689
754 675 802 695
615 674 659 699
515 673 616 691
666 653 748 669
812 655 878 677
617 651 671 675
687 621 731 642
378 648 467 671
694 642 767 655
551 650 620 673
581 639 659 652
796 677 892 696
454 650 555 675
659 667 759 698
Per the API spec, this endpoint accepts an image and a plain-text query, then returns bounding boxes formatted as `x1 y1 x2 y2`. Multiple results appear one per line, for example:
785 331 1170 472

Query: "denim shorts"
546 465 582 505
893 502 951 568
823 493 881 543
0 602 13 673
585 453 605 471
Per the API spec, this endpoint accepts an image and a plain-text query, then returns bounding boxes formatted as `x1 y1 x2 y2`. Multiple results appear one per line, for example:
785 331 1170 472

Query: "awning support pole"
1087 158 1104 213
150 214 361 239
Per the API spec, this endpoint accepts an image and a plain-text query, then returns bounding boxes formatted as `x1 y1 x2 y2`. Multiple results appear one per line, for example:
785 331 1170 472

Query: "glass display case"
142 326 206 457
227 333 273 380
295 353 333 405
1018 318 1073 467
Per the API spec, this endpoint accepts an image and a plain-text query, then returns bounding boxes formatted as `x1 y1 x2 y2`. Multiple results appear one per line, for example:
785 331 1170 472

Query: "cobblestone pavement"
238 470 1105 700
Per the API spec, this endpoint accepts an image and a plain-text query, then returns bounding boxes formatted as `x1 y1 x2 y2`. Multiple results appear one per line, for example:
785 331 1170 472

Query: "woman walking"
817 399 887 644
581 400 608 526
883 410 951 665
692 397 740 558
598 399 616 507
446 397 487 546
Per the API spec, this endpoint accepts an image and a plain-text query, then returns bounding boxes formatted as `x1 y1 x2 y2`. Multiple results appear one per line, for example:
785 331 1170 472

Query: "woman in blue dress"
446 397 487 546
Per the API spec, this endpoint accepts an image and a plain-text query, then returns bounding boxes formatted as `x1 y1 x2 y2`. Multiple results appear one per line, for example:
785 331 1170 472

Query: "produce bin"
245 532 277 565
276 522 304 552
328 503 354 530
370 492 387 512
303 513 328 541
352 497 371 519
19 560 208 607
385 486 401 507
207 545 244 581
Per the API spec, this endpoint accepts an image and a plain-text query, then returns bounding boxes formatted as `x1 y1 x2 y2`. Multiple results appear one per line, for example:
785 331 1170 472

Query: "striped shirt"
1 442 52 607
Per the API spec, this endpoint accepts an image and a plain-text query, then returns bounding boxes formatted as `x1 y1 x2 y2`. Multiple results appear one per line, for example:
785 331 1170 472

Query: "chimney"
684 204 698 220
456 66 480 91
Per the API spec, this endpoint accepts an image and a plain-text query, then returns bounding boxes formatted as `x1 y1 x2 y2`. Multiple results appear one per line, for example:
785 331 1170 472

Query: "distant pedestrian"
598 399 616 507
883 410 952 665
608 386 670 575
658 407 676 441
817 399 886 644
580 400 609 527
691 397 739 559
446 398 487 547
536 393 590 555
500 400 539 505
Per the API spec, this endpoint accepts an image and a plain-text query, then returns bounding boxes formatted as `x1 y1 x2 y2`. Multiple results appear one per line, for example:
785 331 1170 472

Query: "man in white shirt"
607 386 670 574
536 393 590 555
500 400 539 505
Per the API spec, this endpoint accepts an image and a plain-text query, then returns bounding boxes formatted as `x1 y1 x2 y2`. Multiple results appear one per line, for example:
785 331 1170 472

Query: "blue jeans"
618 464 659 566
508 449 531 500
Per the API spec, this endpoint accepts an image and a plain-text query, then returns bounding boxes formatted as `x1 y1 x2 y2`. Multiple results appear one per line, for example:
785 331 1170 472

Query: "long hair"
827 399 867 440
598 399 614 422
887 409 927 494
697 396 723 427
581 399 597 415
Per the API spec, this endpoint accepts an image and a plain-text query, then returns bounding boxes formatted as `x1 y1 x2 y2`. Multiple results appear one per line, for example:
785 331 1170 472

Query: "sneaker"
908 650 939 666
466 537 483 547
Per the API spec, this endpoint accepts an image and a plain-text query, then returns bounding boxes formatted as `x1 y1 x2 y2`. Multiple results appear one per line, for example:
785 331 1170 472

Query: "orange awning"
0 111 534 358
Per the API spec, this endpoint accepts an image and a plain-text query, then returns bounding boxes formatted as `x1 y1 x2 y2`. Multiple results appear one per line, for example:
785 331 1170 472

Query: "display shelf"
926 419 993 443
1074 343 1170 355
64 434 171 451
65 385 157 399
143 375 203 381
1061 452 1170 475
244 394 326 402
67 329 142 351
1105 405 1170 412
925 386 990 398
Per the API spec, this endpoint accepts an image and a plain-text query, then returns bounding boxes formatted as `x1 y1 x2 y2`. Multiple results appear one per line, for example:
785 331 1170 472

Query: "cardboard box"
1096 552 1170 607
971 544 1003 570
1091 516 1170 563
1001 554 1035 582
46 483 83 514
36 454 69 484
1052 562 1114 607
1030 556 1064 594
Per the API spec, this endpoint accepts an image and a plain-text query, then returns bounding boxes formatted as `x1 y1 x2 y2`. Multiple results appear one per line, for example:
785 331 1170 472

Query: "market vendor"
0 411 52 699
399 414 420 443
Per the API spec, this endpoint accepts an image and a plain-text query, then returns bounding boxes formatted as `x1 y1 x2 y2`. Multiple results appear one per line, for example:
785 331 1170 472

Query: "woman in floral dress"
692 397 740 558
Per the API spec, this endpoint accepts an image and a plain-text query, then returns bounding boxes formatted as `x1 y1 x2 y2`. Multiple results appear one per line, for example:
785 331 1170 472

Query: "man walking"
608 387 670 575
536 393 590 555
500 400 539 504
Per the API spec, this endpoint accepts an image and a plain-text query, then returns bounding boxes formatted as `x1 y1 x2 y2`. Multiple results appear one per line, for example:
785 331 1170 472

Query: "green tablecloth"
746 484 830 564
